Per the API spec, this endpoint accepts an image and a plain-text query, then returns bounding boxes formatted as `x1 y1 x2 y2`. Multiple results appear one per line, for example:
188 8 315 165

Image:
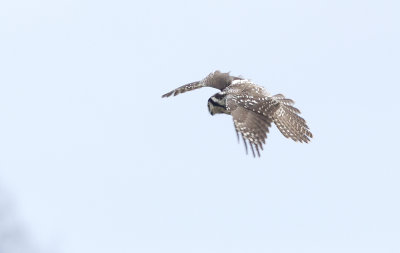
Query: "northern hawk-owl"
162 70 313 157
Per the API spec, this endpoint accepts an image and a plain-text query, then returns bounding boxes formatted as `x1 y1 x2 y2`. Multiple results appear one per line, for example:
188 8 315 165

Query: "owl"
162 70 313 157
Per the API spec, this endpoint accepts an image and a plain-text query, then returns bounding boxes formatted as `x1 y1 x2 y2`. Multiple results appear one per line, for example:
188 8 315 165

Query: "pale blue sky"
1 0 399 252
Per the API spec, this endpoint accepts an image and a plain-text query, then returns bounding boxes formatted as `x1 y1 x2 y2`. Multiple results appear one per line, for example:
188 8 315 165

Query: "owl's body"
162 71 312 157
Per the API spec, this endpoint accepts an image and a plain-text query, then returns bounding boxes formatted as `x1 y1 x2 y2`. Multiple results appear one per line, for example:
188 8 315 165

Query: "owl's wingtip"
161 92 172 98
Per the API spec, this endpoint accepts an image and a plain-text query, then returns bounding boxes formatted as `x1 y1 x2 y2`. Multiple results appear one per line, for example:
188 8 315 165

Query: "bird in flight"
162 70 313 157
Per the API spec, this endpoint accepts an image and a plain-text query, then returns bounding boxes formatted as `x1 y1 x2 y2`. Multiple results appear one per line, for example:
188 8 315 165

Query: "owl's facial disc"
208 94 228 115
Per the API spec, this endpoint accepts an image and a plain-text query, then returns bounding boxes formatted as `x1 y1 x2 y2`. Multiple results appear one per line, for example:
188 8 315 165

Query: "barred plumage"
162 70 313 157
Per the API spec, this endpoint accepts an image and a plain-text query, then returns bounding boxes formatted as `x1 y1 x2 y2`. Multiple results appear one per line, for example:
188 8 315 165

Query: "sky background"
1 0 399 252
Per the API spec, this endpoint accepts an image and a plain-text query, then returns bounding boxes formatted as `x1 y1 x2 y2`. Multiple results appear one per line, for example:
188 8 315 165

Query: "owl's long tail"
271 94 313 143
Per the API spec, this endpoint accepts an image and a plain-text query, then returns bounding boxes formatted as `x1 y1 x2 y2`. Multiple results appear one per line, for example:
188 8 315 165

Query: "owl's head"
208 93 228 116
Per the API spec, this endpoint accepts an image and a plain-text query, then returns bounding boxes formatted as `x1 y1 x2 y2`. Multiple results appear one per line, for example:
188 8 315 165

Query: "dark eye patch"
213 93 226 100
208 98 224 108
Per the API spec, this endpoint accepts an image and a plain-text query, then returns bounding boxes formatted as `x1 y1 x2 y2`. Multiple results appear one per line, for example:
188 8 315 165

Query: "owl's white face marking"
207 93 229 116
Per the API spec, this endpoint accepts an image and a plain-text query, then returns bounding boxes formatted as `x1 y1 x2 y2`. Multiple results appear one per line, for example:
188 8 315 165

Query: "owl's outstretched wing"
227 91 313 157
271 94 313 143
161 81 204 98
228 94 280 157
162 71 242 98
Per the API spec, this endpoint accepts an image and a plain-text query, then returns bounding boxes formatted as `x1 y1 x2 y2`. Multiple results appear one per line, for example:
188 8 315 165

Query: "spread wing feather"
228 93 278 157
161 81 204 98
228 91 313 156
271 94 313 143
162 71 243 98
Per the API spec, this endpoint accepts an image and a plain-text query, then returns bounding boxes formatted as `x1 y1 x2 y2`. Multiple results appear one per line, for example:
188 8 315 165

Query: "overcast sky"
1 0 399 252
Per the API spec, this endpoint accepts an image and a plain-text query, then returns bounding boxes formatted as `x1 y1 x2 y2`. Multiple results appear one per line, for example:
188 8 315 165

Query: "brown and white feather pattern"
224 80 312 156
162 70 313 157
230 107 274 157
225 81 280 156
162 71 242 98
161 81 204 97
271 94 313 143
